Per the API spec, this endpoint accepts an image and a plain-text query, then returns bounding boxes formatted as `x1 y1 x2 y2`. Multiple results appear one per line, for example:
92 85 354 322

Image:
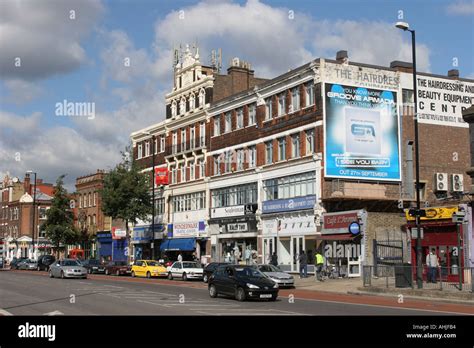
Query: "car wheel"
270 295 278 302
146 271 151 279
60 271 65 279
203 274 208 283
131 271 136 277
182 272 187 281
235 287 246 302
105 269 109 275
168 272 173 280
116 270 120 276
83 276 87 279
209 284 218 298
49 270 54 278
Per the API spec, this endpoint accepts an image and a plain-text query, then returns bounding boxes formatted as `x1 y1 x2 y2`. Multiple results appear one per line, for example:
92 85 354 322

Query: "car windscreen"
88 260 100 265
182 262 199 268
62 260 80 266
235 267 266 279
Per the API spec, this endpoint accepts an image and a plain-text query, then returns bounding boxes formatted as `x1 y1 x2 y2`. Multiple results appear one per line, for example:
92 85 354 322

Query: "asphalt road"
0 270 469 316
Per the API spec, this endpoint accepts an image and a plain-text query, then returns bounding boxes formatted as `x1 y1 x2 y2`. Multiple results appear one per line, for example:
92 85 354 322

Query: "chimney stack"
448 69 459 78
227 57 255 95
24 173 31 195
336 50 348 63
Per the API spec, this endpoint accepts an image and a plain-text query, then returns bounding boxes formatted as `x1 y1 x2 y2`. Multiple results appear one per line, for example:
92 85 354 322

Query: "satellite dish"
12 177 19 183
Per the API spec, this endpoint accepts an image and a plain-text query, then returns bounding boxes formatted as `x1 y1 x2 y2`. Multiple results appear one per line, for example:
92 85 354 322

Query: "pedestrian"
315 251 324 281
177 253 183 262
298 251 308 278
271 252 278 267
426 248 439 283
244 246 252 265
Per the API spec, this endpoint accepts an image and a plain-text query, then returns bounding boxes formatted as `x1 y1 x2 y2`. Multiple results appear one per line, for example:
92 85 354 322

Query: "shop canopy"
160 238 195 252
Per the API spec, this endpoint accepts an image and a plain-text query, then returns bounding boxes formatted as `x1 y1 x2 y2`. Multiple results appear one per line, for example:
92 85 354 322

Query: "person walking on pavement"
177 253 183 262
426 248 439 283
244 246 252 265
270 252 278 267
315 251 325 281
298 251 308 278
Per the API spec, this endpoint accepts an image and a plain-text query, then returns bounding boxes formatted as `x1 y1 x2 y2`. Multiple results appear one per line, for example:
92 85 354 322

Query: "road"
1 270 472 316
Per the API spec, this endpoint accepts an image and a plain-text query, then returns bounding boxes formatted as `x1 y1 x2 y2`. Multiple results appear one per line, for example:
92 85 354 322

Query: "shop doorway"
418 245 463 283
263 237 277 264
290 236 305 273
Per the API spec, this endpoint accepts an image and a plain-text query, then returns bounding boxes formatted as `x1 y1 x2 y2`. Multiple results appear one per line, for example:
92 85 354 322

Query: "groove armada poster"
324 83 401 181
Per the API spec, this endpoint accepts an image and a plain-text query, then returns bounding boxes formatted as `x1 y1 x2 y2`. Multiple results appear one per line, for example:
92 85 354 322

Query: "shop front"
319 210 364 278
261 195 318 273
405 206 468 283
131 226 154 261
161 221 207 262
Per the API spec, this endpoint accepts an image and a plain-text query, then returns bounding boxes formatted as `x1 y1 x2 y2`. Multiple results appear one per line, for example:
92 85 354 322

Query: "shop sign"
170 221 205 238
323 210 361 235
211 205 245 218
131 227 152 242
262 195 316 214
112 227 126 239
405 206 458 221
226 223 248 233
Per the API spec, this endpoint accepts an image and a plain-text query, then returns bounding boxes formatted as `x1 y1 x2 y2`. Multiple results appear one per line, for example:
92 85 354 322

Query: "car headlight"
273 283 279 289
246 283 259 289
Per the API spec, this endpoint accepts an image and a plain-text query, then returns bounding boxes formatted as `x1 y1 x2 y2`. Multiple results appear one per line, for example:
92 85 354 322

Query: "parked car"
49 259 87 279
10 257 28 270
208 265 279 301
167 261 203 281
80 259 106 274
203 262 230 283
105 261 131 276
18 259 38 270
131 260 167 278
37 255 56 271
257 264 294 288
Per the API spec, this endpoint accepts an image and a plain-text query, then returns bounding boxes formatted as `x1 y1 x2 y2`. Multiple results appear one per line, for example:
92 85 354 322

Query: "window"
224 151 232 173
199 158 205 178
278 92 286 116
265 141 273 164
248 104 256 125
189 161 195 180
305 82 314 107
160 136 165 153
190 126 195 149
211 183 257 208
92 214 96 226
214 155 222 175
265 97 272 120
236 108 244 129
137 144 142 159
154 138 158 155
145 141 150 157
173 192 206 212
248 146 256 168
88 193 92 207
291 87 300 112
200 122 205 146
264 171 315 201
94 192 97 206
305 130 314 154
79 194 82 208
155 198 165 215
39 207 48 220
181 129 186 151
225 112 232 133
180 164 186 182
237 149 244 171
83 195 87 208
171 167 177 184
291 134 300 158
172 132 177 154
278 137 286 161
214 117 221 136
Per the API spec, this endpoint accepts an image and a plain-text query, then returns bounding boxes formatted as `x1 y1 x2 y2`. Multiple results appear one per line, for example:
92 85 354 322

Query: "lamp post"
142 132 156 259
396 21 423 289
26 171 37 260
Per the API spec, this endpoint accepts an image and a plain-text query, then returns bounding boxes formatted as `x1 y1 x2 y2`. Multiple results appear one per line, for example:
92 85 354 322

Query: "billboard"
324 83 401 181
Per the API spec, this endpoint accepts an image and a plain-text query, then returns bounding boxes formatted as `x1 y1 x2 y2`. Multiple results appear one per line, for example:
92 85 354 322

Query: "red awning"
316 233 357 241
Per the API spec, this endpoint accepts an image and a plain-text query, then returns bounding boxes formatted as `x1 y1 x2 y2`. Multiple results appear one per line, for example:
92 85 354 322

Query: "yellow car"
131 260 167 278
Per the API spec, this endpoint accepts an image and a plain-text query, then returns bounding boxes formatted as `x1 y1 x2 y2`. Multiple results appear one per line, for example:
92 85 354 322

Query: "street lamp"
396 21 423 289
26 170 37 260
142 131 156 259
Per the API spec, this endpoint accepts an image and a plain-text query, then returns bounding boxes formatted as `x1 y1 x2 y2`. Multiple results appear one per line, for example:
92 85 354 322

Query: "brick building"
0 174 54 262
131 46 473 278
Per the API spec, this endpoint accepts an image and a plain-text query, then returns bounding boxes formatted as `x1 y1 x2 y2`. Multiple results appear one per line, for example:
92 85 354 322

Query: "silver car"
258 264 294 288
18 259 38 270
49 259 88 279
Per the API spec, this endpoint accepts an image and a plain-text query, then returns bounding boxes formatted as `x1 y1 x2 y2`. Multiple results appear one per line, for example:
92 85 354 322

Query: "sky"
0 0 473 191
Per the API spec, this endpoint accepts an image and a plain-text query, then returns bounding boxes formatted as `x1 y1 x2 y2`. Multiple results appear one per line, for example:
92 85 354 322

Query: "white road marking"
44 310 64 316
0 308 13 316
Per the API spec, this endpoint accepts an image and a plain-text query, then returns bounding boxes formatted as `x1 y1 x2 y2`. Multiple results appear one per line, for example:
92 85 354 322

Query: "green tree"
41 175 79 257
101 145 152 264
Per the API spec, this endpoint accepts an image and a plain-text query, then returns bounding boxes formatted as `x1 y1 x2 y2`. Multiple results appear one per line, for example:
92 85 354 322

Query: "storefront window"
172 192 206 212
264 171 315 200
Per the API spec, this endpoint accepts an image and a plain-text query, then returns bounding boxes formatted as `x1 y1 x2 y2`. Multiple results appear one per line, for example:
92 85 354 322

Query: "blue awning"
160 238 196 252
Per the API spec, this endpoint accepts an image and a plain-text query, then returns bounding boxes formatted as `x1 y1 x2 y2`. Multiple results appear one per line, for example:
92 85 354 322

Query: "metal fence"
363 264 474 292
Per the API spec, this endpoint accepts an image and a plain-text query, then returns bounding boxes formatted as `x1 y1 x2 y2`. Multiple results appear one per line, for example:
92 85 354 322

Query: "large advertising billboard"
324 83 401 181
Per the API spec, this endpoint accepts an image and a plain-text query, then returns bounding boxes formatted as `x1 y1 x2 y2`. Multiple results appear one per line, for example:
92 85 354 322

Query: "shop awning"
316 233 358 241
160 238 196 252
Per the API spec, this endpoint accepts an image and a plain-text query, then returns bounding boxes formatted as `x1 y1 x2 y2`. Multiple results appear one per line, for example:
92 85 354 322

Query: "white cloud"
447 0 474 15
2 79 43 105
0 0 104 80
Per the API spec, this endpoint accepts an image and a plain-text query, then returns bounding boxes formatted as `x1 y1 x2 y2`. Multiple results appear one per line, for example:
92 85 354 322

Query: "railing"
362 264 473 292
165 137 206 156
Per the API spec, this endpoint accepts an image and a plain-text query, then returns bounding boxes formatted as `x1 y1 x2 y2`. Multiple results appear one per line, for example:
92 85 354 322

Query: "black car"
10 257 28 270
37 255 56 271
80 259 106 274
208 265 279 301
202 262 230 283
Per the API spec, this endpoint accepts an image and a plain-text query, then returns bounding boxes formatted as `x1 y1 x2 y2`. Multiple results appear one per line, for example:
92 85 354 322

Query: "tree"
101 144 152 264
40 175 79 257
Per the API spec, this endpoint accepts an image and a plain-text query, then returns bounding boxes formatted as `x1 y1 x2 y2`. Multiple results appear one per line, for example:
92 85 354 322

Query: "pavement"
1 269 473 315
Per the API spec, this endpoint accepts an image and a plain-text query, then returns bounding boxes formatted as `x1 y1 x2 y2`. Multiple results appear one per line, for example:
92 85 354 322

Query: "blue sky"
0 0 473 191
